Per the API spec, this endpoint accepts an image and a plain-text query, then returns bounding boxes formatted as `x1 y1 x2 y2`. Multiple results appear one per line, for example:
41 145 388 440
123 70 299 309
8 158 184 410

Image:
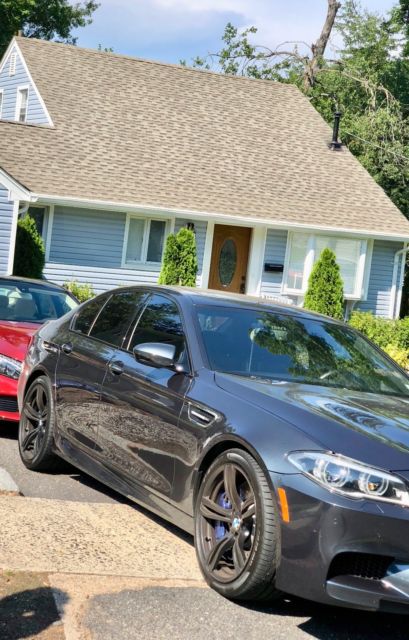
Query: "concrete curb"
0 466 20 495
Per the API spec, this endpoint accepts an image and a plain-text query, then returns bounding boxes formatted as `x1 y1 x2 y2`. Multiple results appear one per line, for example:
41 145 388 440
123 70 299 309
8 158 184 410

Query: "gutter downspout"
390 243 409 319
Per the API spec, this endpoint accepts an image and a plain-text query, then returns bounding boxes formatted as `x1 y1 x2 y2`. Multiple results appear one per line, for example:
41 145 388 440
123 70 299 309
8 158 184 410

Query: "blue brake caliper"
215 492 231 540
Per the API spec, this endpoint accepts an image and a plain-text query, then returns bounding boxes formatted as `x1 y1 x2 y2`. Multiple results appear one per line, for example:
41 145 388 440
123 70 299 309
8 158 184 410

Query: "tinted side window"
72 295 110 335
90 290 146 347
129 294 185 359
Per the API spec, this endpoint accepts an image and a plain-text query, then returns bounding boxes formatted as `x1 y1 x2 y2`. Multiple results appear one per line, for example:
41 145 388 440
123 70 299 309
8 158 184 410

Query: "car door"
55 289 146 456
98 293 192 500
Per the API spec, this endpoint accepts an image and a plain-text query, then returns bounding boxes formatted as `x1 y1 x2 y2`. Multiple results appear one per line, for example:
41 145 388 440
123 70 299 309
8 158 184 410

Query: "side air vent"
188 404 218 427
328 552 393 581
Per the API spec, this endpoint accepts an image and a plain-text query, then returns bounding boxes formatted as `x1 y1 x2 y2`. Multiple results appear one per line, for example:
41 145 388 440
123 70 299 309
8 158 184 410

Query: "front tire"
18 376 61 472
194 448 281 602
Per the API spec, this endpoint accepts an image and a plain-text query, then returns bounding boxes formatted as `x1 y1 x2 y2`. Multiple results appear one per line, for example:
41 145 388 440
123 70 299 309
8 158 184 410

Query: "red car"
0 276 78 422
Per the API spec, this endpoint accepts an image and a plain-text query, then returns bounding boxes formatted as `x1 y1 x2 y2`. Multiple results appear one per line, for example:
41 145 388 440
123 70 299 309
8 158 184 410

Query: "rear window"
72 295 110 335
0 281 77 323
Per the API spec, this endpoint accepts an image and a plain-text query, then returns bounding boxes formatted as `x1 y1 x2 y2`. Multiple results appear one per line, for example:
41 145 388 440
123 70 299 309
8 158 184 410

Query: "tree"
0 0 99 57
13 214 45 279
159 227 198 287
303 248 344 320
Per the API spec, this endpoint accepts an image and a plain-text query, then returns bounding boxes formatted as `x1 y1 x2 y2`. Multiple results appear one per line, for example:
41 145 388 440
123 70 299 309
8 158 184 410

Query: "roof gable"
0 39 53 126
0 37 408 237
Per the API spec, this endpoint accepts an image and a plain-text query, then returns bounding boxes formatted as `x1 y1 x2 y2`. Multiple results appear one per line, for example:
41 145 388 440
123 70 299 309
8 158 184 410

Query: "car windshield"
197 305 409 397
0 281 78 324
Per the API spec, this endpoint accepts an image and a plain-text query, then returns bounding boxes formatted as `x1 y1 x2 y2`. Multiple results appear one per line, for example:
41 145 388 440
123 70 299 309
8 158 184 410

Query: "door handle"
109 360 124 375
61 342 73 354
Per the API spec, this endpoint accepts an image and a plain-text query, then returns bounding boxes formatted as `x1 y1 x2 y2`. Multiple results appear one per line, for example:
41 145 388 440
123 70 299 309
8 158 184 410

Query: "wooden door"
208 225 251 293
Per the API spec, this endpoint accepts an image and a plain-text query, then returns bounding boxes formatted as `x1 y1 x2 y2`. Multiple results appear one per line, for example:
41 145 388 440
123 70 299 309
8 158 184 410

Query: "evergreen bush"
159 227 198 286
303 248 344 320
13 214 45 279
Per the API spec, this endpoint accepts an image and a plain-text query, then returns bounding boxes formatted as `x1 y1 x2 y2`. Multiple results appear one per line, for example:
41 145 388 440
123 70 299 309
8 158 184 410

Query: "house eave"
0 167 38 202
34 192 409 242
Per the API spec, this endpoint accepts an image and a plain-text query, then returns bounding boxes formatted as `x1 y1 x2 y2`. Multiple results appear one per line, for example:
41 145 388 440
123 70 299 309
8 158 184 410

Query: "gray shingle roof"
1 36 409 236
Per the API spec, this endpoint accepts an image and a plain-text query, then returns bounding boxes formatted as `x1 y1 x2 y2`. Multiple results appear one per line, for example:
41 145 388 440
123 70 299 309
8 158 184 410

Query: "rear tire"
18 376 61 472
194 448 281 602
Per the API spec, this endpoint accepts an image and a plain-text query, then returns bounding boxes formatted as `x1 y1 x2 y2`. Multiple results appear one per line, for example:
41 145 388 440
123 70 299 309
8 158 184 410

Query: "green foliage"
158 228 198 287
63 280 95 302
349 310 409 368
13 214 45 279
0 0 99 57
303 248 344 320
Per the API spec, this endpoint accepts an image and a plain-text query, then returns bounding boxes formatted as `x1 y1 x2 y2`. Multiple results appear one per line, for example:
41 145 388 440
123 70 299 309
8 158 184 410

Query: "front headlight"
0 354 22 380
288 451 409 507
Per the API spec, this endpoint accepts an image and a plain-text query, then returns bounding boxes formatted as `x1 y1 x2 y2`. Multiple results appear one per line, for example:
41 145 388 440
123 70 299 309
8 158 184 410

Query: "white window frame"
9 52 17 77
121 214 170 267
0 89 3 119
15 85 29 123
282 231 369 300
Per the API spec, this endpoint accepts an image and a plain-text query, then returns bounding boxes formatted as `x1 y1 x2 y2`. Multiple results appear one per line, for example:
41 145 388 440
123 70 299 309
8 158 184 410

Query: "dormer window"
16 87 29 123
9 52 17 76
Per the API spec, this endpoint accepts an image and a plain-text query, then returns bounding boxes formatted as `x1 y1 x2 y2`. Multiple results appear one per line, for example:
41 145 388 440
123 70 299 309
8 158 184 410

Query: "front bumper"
271 471 409 612
0 374 19 422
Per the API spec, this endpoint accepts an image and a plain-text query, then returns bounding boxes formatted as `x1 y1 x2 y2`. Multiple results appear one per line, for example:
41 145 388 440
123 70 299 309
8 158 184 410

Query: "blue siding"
0 184 13 274
0 45 49 125
260 229 290 299
174 218 207 275
357 240 403 317
49 206 126 268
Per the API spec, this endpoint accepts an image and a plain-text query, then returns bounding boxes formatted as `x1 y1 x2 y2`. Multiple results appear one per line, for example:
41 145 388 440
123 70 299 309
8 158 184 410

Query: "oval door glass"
219 238 237 286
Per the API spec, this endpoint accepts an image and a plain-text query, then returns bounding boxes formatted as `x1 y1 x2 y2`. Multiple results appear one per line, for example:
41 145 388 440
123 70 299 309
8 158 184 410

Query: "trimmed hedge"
349 311 409 369
13 214 45 279
158 227 198 286
304 248 344 320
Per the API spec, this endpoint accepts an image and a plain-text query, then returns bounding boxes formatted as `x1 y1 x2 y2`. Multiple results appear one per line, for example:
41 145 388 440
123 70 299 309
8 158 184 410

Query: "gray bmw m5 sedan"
16 286 409 611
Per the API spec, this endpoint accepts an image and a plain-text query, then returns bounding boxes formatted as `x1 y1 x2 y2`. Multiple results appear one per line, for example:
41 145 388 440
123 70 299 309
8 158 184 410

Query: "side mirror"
133 342 176 368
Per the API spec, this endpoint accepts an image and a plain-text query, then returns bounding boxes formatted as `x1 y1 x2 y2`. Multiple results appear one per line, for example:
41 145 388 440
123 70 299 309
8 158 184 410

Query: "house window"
28 206 48 237
284 232 366 298
124 217 167 265
16 87 29 123
9 53 17 77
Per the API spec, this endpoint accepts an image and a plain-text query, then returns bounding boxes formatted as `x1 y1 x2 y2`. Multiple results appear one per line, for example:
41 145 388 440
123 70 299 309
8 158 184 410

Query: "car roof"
111 285 345 326
0 275 72 294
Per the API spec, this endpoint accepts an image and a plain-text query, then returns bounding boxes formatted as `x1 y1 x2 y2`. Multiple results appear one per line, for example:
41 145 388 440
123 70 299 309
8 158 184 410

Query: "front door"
208 225 251 293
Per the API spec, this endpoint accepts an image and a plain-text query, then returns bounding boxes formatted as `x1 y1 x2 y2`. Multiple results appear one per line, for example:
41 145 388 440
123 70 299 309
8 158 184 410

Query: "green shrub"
159 227 198 286
349 311 409 369
63 280 95 302
13 214 45 279
304 248 344 320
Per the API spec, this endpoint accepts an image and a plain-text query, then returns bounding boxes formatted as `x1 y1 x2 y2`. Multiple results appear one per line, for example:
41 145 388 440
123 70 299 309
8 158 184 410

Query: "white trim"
7 200 19 275
396 242 408 319
282 231 368 300
361 239 373 301
201 220 215 289
34 194 409 242
0 167 36 202
246 226 267 295
0 41 16 76
121 213 168 267
45 204 54 261
15 84 29 123
0 89 3 119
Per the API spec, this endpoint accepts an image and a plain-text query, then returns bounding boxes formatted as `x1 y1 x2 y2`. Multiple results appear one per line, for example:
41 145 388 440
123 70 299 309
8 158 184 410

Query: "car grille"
328 552 393 581
0 396 18 413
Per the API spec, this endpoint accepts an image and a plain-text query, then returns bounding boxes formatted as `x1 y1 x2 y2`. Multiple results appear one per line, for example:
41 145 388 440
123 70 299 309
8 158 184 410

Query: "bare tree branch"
303 0 342 91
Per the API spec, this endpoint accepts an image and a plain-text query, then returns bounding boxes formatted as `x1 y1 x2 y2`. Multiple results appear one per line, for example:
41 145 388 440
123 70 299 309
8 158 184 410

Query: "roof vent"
9 52 17 77
329 111 342 150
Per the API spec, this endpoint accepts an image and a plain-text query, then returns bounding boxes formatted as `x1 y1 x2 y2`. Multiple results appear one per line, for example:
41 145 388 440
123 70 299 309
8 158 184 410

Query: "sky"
72 0 398 64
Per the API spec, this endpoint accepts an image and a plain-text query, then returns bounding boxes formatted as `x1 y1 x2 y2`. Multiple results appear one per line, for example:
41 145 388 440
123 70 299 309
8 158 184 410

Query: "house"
0 36 409 318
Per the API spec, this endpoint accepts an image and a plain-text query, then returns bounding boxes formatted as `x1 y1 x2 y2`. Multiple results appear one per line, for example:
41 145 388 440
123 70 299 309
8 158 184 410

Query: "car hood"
0 321 39 361
215 373 409 472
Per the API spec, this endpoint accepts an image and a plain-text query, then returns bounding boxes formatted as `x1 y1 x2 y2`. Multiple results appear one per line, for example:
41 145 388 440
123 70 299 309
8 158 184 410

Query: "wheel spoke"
223 464 242 512
21 428 38 452
36 387 46 413
241 497 255 520
232 531 247 572
200 497 232 522
207 533 234 572
23 403 41 422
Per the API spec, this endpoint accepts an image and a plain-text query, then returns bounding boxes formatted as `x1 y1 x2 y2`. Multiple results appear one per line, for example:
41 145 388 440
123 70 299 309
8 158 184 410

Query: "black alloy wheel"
195 448 281 601
18 376 60 471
